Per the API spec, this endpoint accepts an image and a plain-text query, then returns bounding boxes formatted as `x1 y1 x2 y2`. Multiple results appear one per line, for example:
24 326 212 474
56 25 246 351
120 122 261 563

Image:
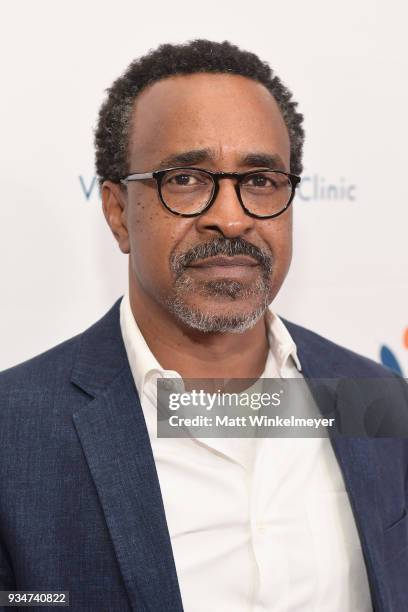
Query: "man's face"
110 73 293 333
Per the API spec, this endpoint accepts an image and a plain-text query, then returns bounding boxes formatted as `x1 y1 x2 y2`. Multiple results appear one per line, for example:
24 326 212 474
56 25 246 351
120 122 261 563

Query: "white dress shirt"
120 292 372 612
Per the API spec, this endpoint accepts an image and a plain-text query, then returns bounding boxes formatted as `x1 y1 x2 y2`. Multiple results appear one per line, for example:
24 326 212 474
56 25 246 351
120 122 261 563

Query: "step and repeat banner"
1 0 407 374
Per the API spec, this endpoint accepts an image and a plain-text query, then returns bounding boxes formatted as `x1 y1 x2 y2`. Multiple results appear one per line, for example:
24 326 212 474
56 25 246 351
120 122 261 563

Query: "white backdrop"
1 0 407 374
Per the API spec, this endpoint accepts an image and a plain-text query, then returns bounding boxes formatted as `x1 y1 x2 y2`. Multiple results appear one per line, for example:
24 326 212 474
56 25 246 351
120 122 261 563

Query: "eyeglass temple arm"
120 172 154 185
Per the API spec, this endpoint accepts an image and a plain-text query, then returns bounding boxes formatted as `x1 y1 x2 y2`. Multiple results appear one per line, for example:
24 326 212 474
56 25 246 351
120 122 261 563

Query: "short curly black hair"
94 39 305 186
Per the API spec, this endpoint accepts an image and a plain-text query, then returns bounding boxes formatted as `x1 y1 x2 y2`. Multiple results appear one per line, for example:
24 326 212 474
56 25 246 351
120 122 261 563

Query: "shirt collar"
119 292 175 397
264 307 302 373
120 291 301 397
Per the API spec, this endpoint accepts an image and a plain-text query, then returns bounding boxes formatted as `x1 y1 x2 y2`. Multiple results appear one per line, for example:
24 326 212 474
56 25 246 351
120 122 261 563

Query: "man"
0 40 407 612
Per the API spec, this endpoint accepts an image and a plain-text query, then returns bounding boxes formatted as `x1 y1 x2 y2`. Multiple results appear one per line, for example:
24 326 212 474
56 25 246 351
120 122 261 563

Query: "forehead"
128 73 290 168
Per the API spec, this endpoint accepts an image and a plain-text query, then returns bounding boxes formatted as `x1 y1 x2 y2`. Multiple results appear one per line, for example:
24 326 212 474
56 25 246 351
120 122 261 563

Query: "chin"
165 295 270 334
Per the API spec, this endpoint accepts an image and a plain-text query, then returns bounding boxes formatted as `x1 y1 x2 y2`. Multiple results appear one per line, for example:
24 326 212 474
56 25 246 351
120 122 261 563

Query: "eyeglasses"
120 166 301 219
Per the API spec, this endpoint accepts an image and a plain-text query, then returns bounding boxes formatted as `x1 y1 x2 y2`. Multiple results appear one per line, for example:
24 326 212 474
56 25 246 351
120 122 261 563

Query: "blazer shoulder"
281 317 396 378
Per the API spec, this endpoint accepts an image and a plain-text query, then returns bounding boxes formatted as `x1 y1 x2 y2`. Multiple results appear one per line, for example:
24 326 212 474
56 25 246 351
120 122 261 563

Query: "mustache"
170 237 273 276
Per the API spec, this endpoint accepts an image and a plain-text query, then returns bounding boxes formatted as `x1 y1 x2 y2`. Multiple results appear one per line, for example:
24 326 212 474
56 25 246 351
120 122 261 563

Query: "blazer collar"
71 297 184 612
70 297 129 397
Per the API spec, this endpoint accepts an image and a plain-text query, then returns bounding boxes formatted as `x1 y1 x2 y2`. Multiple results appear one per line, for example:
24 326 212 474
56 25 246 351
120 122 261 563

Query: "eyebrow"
157 149 286 171
241 152 286 171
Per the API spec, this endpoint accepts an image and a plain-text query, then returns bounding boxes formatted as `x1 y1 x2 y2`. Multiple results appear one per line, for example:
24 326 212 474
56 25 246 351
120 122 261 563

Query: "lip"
188 256 259 268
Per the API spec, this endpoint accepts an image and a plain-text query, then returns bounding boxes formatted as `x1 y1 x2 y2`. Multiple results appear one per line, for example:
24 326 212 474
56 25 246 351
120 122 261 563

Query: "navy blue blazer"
0 297 407 612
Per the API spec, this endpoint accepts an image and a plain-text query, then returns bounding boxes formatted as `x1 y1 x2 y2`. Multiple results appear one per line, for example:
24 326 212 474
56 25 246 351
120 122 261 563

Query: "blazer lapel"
70 298 184 612
288 326 388 612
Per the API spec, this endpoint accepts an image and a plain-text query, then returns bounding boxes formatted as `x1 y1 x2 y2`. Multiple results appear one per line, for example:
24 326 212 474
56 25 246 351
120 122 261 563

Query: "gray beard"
164 273 273 334
163 237 274 334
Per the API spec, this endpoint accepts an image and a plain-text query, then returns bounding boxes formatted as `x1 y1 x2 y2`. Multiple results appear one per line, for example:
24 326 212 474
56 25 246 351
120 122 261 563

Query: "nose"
195 177 255 238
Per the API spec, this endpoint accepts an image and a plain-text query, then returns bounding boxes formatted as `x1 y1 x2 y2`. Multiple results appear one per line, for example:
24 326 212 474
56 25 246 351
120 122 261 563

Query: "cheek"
127 192 183 283
262 212 293 268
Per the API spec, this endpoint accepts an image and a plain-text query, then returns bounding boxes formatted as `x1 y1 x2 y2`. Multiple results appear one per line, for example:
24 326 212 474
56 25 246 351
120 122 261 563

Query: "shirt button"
255 521 267 533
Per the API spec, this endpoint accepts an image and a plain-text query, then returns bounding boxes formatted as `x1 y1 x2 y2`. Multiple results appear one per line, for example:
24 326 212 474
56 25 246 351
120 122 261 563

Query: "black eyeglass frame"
120 166 301 219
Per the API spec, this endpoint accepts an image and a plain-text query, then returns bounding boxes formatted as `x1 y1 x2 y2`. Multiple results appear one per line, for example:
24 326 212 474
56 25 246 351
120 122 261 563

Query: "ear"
101 180 130 254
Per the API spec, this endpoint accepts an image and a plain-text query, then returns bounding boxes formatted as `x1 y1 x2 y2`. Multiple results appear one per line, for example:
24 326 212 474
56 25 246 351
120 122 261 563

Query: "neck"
128 276 270 381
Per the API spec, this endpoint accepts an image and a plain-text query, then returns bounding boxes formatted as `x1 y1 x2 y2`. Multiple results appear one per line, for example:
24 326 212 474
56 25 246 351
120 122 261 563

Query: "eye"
171 173 197 186
243 172 277 188
252 175 267 187
162 170 213 195
165 171 208 186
